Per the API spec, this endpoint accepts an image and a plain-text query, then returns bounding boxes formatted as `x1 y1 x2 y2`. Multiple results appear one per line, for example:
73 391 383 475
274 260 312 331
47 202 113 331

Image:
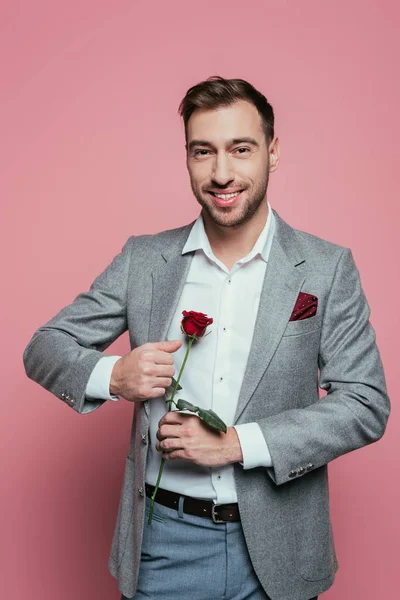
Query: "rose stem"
167 336 195 410
148 335 195 524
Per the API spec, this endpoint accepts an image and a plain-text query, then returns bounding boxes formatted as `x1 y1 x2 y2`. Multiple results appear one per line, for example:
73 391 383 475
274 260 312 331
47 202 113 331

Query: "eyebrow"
188 137 259 151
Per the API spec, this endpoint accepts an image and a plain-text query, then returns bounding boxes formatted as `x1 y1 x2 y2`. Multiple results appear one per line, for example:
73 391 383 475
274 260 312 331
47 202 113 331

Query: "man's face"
186 100 279 228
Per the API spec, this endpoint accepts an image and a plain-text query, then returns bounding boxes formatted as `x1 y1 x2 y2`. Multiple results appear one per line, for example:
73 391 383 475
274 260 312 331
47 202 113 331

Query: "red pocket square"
289 292 318 321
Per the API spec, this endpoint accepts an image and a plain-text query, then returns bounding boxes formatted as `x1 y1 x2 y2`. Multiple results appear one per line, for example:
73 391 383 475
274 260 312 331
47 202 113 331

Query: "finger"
159 411 186 426
156 437 183 452
163 449 186 461
139 363 174 379
152 340 182 354
140 350 174 366
151 350 176 366
156 424 181 440
152 376 173 389
147 387 172 399
152 364 175 377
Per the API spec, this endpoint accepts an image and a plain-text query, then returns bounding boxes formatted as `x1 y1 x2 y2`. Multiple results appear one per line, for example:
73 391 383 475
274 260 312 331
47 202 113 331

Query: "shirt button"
141 434 147 444
217 475 221 480
138 487 144 497
220 377 223 381
223 327 226 332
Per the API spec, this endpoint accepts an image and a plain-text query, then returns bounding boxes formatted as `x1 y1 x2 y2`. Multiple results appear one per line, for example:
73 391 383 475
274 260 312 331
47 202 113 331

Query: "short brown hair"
178 75 275 143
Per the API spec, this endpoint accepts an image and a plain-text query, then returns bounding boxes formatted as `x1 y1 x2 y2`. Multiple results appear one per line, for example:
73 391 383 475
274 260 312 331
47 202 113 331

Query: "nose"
211 152 234 186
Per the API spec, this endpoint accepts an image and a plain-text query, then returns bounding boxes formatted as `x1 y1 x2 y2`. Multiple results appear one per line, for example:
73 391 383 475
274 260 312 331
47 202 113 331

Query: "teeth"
214 192 240 199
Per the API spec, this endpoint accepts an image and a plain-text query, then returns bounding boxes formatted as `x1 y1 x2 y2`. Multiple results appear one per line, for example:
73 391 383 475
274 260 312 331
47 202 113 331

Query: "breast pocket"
274 315 322 375
282 314 322 337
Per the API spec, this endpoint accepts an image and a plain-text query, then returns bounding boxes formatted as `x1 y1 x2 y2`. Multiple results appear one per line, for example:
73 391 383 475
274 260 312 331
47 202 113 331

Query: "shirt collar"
182 201 276 264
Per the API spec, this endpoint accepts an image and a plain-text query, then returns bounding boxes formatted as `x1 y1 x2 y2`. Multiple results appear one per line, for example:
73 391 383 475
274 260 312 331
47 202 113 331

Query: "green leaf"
171 377 182 391
175 401 227 433
176 398 198 412
196 408 227 433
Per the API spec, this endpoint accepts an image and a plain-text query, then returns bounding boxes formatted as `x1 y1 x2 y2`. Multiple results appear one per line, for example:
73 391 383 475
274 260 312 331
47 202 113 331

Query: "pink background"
1 1 399 598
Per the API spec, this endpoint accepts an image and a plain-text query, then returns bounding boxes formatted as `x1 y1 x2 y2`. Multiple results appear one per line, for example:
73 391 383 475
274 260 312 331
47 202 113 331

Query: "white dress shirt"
86 203 276 503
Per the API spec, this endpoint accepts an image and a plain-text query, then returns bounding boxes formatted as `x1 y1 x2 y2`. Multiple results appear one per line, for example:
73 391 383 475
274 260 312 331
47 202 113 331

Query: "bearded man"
23 76 389 600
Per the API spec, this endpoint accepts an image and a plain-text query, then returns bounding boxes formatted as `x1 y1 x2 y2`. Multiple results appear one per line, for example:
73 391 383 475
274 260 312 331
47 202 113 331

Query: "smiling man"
185 99 278 272
23 76 389 600
187 104 274 227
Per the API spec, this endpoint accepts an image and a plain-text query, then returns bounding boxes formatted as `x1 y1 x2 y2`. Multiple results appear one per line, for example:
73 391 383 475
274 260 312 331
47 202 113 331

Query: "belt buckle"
211 503 226 524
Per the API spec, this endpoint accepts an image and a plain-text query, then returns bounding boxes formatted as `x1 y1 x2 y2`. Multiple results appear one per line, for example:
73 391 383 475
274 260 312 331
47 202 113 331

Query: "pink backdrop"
1 1 399 598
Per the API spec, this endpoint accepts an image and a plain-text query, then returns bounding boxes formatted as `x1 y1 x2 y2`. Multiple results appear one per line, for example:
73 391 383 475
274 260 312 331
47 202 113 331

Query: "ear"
268 137 280 173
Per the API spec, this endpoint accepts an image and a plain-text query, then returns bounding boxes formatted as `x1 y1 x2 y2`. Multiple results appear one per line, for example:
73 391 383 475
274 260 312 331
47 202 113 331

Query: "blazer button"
138 486 144 497
141 434 147 444
288 470 298 478
306 463 314 471
298 467 305 474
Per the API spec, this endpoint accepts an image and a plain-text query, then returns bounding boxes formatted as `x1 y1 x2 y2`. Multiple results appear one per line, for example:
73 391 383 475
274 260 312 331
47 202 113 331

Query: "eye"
234 147 250 155
232 146 251 158
194 149 211 156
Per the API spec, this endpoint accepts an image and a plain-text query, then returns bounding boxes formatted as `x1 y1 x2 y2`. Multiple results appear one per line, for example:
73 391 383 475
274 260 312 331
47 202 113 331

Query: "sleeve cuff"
233 423 273 469
85 355 121 401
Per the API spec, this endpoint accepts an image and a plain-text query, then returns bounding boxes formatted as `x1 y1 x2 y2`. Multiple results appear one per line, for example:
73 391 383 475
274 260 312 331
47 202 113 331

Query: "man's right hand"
109 340 182 402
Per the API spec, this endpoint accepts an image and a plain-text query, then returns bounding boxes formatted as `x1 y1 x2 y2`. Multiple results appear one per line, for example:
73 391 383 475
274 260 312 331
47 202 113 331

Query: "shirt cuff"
233 423 273 469
85 355 121 401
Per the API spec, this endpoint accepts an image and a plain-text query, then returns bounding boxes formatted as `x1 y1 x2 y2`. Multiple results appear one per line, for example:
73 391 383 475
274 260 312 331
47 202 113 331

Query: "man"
23 76 390 600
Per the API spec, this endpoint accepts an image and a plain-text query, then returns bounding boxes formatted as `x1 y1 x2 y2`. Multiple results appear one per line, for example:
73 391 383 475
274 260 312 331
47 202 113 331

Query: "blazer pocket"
283 314 322 337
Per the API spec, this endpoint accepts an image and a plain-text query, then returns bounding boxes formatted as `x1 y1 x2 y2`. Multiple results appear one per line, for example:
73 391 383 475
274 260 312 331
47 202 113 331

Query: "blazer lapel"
149 252 194 344
143 224 195 417
234 211 306 423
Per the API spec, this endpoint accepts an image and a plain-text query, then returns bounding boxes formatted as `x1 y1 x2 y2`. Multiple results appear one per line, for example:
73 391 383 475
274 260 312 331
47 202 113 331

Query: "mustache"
202 183 247 192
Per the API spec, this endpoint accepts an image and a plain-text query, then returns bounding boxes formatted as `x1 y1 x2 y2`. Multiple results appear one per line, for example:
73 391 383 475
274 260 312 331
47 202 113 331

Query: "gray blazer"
23 209 390 600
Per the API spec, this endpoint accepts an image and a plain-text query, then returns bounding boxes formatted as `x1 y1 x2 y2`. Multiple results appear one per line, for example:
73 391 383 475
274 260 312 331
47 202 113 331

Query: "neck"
202 201 269 271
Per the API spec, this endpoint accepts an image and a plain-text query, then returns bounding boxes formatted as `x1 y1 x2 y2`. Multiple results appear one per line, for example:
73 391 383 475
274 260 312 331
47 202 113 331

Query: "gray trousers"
121 495 318 600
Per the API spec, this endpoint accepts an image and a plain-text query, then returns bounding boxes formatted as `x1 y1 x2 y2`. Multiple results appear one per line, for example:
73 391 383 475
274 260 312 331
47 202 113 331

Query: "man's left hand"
155 411 243 467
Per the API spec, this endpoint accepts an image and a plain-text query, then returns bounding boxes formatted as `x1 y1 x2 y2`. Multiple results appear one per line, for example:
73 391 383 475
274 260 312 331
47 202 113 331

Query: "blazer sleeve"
258 247 390 485
23 236 135 415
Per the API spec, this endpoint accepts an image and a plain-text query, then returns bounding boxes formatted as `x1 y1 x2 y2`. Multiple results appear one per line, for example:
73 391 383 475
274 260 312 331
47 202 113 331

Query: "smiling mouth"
211 191 241 199
208 190 244 206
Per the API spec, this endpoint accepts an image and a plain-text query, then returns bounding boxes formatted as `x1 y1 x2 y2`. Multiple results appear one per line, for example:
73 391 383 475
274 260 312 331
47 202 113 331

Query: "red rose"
181 310 213 338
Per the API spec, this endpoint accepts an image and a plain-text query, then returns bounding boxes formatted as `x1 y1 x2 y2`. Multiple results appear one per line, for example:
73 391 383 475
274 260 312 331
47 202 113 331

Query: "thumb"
153 339 183 353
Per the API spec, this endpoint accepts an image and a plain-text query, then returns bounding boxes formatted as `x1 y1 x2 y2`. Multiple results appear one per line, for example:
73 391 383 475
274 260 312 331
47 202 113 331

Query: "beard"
190 170 270 228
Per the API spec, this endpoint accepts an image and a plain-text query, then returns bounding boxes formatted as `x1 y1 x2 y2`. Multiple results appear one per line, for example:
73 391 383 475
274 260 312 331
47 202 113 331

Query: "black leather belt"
145 483 240 523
